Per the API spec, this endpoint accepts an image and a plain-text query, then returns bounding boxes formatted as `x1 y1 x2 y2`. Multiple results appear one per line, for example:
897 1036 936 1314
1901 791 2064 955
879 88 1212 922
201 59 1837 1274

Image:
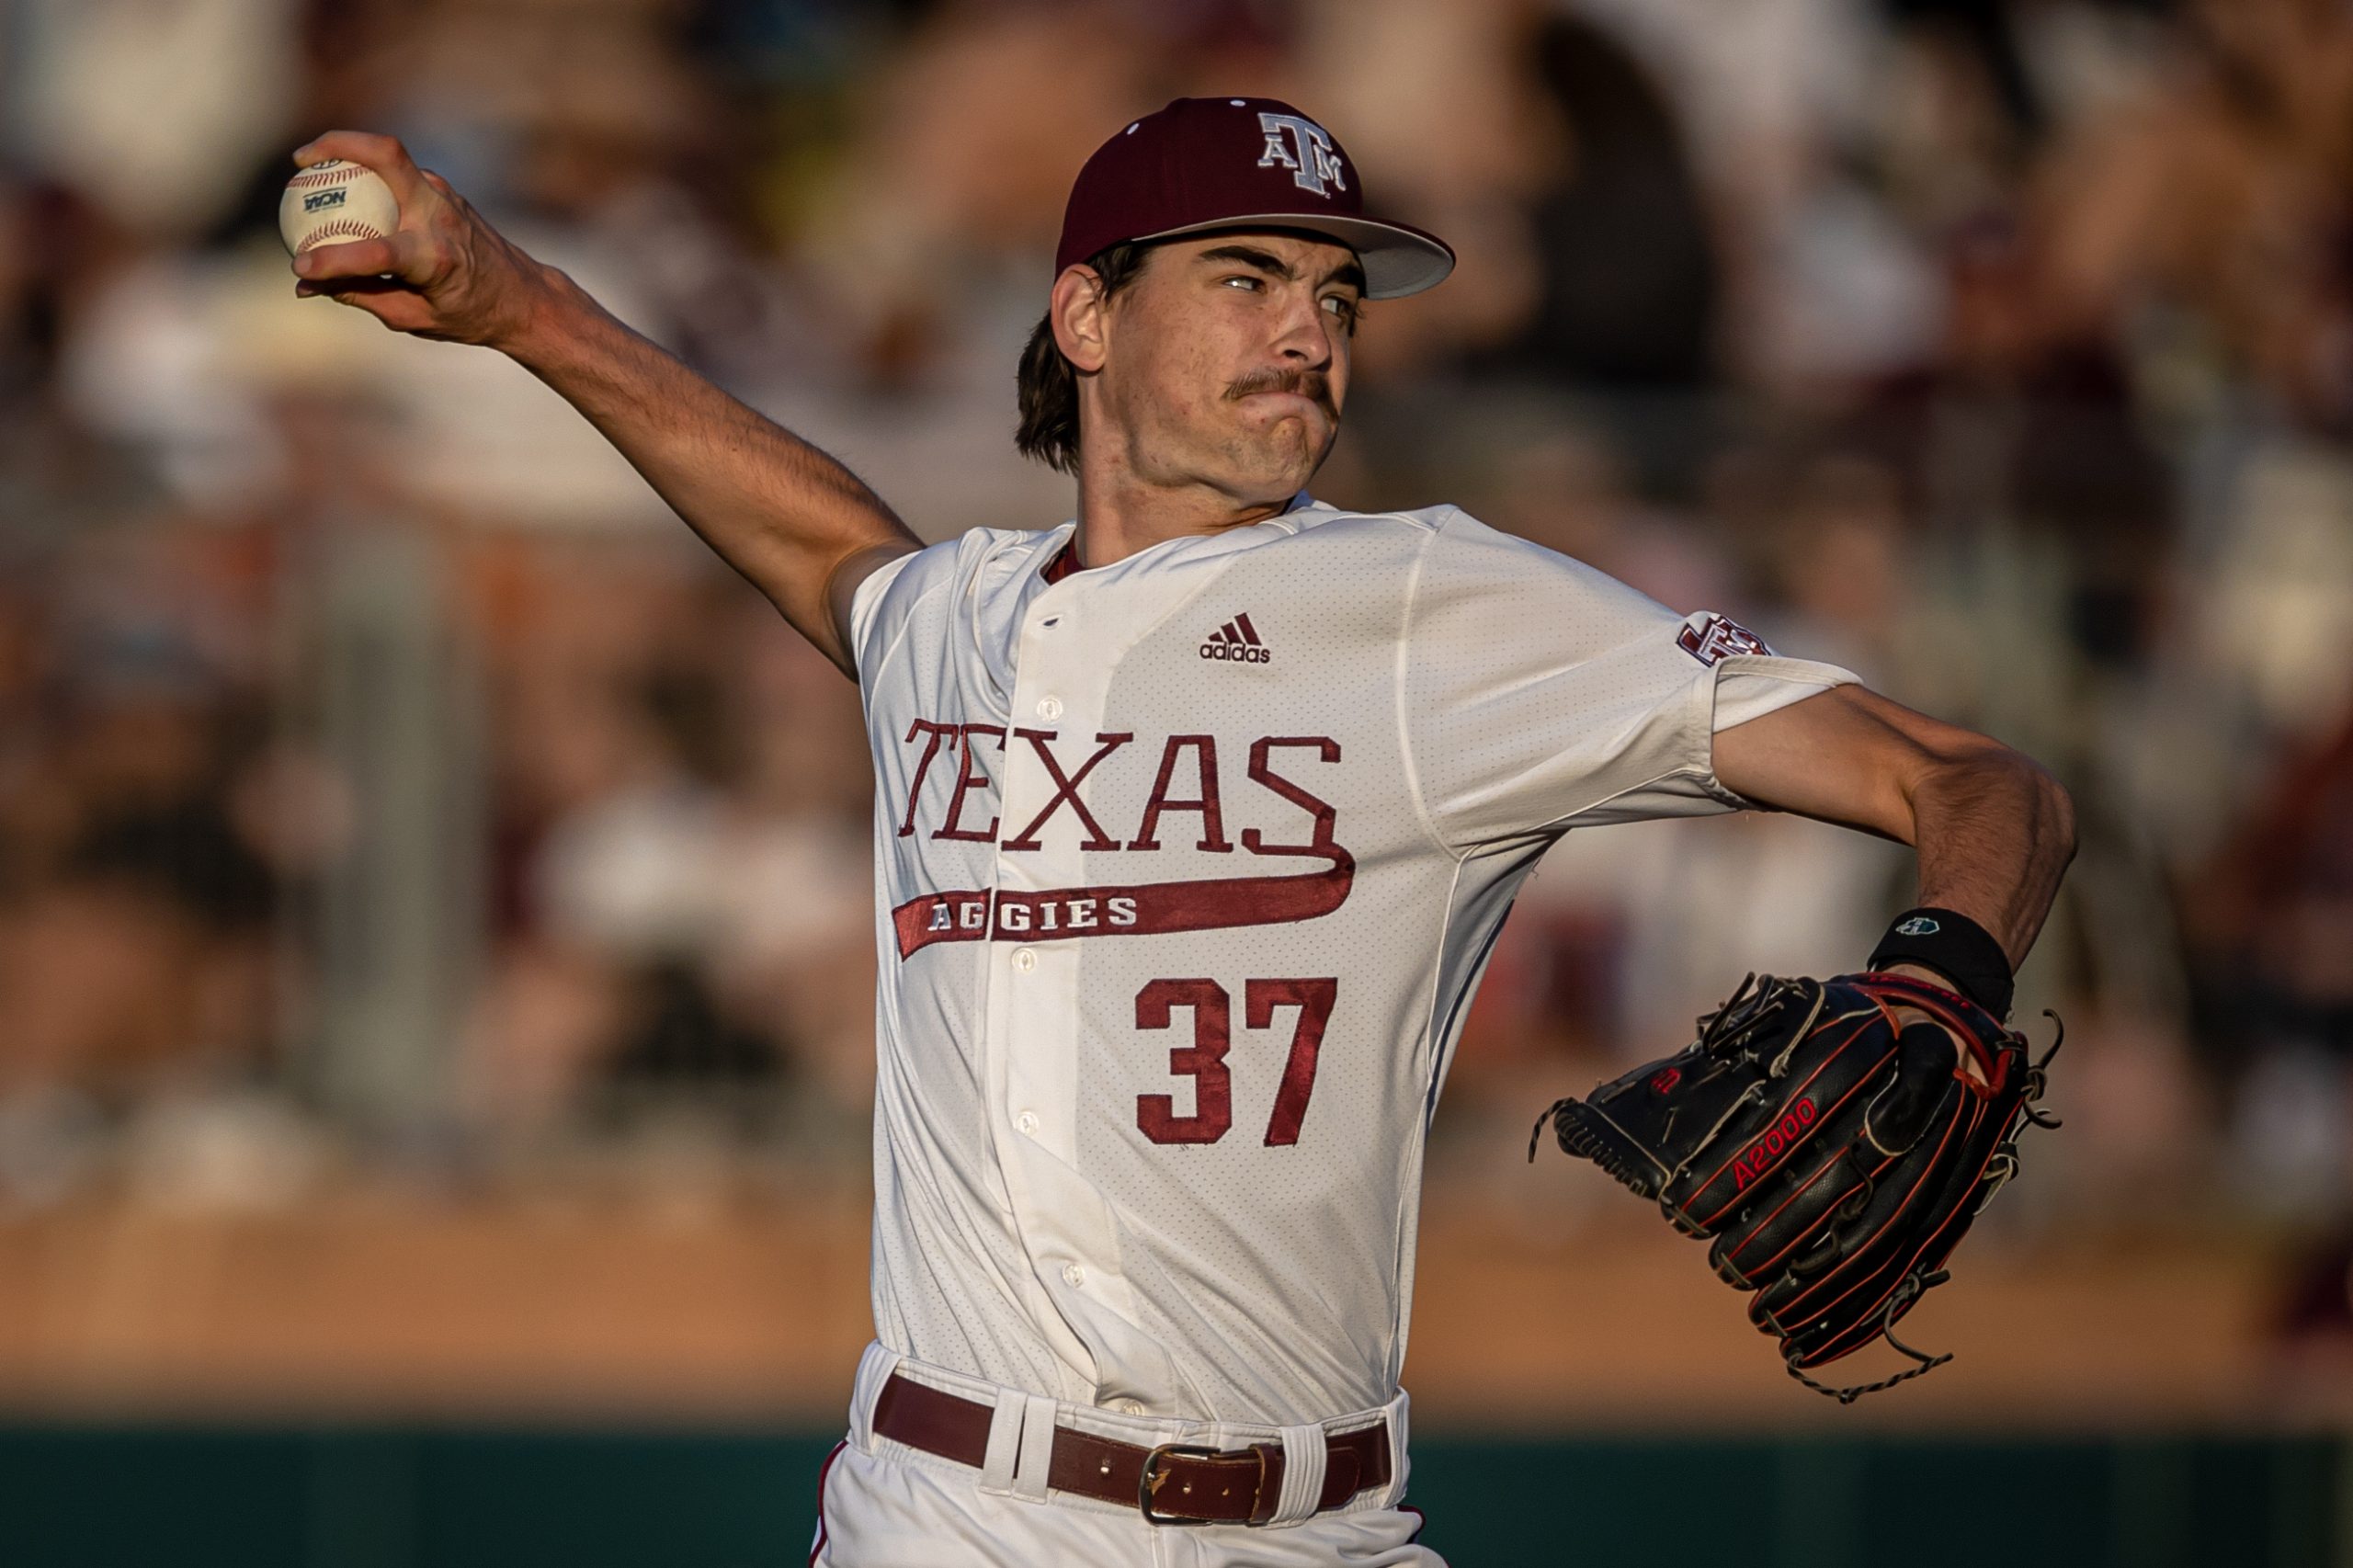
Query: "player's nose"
1270 304 1336 367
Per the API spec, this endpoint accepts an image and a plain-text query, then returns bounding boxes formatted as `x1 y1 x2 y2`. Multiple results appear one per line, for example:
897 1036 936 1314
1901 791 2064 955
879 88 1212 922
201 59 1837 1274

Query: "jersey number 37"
1133 978 1336 1147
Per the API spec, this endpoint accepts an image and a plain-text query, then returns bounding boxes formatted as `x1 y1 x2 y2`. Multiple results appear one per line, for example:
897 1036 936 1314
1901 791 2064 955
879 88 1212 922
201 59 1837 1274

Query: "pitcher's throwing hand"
288 132 548 347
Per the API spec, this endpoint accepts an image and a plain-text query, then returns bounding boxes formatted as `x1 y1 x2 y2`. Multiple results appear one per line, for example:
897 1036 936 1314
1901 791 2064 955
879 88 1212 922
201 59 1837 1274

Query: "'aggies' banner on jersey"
886 726 1350 956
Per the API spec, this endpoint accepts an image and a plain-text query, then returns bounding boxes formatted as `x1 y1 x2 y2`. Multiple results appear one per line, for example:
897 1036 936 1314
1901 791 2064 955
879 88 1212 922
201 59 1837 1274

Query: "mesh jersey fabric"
846 499 1857 1425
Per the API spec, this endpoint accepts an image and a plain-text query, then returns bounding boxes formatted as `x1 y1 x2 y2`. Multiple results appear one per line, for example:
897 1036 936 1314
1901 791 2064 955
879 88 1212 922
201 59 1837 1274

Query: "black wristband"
1868 906 2014 1020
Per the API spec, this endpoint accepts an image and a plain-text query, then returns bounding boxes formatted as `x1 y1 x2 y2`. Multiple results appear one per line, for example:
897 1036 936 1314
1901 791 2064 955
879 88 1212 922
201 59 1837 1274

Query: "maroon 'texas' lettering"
887 730 1353 958
893 721 1339 860
896 720 959 838
934 724 1006 842
1001 730 1133 851
1128 736 1231 853
1243 737 1342 858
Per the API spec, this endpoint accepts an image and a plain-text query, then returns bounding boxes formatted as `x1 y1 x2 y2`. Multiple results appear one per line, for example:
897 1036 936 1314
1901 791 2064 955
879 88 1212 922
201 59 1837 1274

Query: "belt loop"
848 1343 902 1452
1379 1388 1412 1506
976 1386 1029 1495
1267 1424 1326 1527
1009 1392 1059 1502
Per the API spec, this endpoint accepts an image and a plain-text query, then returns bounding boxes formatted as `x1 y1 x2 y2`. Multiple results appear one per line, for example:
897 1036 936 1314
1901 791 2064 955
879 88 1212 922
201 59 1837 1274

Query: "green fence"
0 1427 2340 1567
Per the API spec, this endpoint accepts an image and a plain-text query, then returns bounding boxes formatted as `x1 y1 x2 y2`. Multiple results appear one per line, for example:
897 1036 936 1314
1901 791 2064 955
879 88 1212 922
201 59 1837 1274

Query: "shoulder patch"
1677 614 1774 666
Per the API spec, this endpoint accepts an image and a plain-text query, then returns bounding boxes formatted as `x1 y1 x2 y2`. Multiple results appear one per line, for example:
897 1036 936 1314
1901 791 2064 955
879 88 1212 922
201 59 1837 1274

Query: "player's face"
1099 232 1362 504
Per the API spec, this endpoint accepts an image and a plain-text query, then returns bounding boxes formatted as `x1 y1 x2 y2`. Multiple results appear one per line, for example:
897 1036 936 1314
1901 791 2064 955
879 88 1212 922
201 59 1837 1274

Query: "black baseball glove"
1529 971 2061 1402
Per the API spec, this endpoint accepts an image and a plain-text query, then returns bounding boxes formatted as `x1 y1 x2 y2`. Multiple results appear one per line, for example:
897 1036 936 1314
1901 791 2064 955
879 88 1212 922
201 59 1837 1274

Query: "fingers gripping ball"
1529 972 2063 1403
279 160 400 257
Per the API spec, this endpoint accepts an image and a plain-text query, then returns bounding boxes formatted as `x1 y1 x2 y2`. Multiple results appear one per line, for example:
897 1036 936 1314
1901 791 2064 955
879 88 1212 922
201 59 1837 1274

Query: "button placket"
996 606 1078 1161
993 562 1165 1343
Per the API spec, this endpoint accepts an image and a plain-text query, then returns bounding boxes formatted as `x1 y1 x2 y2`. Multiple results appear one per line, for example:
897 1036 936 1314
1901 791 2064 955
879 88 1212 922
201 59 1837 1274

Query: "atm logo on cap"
1256 112 1347 197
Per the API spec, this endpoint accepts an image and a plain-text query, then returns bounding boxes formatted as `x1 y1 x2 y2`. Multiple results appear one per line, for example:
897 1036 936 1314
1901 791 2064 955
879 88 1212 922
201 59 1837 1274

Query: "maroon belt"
870 1370 1392 1527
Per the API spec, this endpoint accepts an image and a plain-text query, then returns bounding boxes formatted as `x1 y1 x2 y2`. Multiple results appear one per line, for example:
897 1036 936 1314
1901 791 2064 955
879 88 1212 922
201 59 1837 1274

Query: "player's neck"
1070 465 1298 569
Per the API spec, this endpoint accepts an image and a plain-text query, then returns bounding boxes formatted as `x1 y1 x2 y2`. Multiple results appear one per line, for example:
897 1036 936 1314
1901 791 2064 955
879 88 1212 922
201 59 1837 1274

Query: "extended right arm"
289 131 920 677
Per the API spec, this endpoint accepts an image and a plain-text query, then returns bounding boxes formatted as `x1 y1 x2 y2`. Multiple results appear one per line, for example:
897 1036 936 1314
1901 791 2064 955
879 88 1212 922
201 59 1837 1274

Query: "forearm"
498 267 916 673
1710 684 2075 1005
1903 747 2076 968
288 131 922 675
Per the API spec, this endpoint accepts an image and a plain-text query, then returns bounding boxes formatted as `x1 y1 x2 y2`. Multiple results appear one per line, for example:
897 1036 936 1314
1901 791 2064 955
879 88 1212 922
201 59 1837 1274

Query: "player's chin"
1236 393 1335 436
1227 448 1324 500
1233 408 1335 476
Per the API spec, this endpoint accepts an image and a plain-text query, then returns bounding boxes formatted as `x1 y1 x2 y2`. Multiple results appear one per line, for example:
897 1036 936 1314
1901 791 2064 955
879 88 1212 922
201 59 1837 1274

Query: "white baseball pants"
806 1342 1448 1566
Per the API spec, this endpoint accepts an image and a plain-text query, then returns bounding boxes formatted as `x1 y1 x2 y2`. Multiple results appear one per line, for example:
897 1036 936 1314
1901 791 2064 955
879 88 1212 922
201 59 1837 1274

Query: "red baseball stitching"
288 162 365 189
294 220 387 254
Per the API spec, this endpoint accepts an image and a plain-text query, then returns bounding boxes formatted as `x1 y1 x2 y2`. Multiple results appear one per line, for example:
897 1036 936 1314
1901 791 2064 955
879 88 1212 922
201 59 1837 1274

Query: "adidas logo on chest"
1199 613 1271 664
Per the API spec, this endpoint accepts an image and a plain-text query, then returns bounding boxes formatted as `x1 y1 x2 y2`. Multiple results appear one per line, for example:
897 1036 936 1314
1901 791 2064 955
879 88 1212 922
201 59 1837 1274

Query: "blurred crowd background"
4 0 2353 1417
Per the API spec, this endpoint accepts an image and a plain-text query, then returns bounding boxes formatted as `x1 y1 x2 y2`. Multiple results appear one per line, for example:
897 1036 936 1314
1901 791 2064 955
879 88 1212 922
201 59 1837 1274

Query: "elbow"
2040 765 2078 872
1916 737 2076 869
1983 742 2077 873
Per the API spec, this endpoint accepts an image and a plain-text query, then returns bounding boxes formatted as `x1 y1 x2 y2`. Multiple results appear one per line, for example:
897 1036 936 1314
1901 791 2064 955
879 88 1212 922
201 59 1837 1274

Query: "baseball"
279 159 400 257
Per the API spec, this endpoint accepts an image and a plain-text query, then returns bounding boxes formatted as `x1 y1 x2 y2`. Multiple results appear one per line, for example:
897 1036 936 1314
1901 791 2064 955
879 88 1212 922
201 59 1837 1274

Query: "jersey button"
1016 1110 1040 1136
1011 948 1037 972
1117 1400 1145 1416
1036 696 1063 721
1062 1264 1086 1288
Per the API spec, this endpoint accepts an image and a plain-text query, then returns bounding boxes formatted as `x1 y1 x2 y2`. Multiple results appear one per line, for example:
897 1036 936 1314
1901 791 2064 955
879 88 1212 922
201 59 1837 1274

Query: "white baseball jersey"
846 497 1857 1429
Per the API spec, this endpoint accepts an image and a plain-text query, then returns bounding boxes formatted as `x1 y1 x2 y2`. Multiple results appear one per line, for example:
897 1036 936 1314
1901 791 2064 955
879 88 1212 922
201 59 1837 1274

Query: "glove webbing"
1780 1268 1953 1403
1521 974 1821 1171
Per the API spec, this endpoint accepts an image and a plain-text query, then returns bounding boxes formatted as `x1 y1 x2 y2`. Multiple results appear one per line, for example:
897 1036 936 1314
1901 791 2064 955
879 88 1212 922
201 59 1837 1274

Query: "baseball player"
292 96 2073 1564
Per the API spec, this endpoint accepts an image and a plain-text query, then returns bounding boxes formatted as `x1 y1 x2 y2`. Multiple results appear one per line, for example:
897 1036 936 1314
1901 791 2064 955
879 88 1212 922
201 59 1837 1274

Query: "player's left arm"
1710 683 2076 968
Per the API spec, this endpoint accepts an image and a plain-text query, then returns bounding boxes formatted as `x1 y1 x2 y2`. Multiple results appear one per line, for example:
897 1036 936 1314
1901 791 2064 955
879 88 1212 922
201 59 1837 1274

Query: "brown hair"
1014 242 1154 473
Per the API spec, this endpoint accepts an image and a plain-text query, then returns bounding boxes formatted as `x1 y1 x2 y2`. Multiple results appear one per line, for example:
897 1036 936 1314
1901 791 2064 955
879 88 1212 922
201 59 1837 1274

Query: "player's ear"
1050 265 1112 374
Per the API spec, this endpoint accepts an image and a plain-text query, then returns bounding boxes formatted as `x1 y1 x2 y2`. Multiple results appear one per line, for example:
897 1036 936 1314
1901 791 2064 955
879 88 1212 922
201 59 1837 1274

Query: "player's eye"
1222 275 1264 292
1321 294 1362 328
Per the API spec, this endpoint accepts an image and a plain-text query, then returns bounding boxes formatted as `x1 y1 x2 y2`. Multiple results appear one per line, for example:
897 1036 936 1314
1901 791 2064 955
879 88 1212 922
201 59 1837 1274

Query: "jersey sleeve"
1400 510 1859 851
846 545 931 684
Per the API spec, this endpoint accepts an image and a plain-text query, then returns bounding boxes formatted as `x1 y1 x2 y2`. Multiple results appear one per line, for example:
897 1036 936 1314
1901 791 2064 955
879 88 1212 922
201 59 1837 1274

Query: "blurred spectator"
8 0 303 239
2036 0 2353 434
455 537 871 1146
1467 12 1724 392
0 516 278 1128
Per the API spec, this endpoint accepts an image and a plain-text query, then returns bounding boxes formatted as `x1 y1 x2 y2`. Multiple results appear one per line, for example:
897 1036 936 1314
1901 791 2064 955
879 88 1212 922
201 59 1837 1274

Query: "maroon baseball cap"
1053 97 1454 300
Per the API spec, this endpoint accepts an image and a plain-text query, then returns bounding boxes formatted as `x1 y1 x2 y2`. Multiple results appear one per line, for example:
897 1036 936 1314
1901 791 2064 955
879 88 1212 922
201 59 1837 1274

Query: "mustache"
1223 367 1335 414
